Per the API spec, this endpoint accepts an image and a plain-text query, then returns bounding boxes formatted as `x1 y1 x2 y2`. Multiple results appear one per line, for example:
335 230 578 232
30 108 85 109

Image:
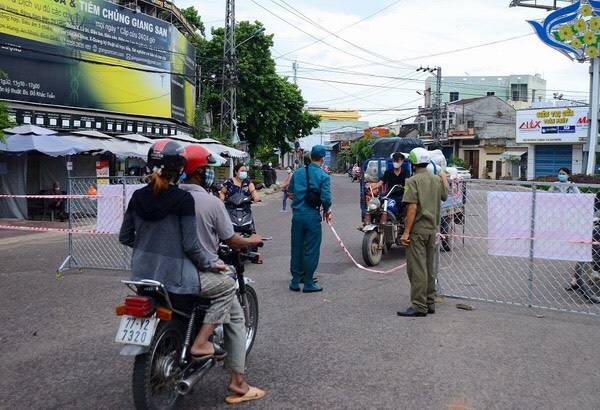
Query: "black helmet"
147 139 187 173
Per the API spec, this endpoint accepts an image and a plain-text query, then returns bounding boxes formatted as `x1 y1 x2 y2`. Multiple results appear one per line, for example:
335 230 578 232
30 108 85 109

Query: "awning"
499 150 527 160
324 142 339 150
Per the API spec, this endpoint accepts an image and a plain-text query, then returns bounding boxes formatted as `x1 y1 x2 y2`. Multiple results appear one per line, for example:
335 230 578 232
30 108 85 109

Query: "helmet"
147 139 187 173
184 145 219 174
408 147 430 165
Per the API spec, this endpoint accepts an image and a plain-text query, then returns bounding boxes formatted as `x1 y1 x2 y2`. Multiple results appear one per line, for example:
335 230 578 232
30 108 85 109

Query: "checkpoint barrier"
437 179 600 316
57 176 144 275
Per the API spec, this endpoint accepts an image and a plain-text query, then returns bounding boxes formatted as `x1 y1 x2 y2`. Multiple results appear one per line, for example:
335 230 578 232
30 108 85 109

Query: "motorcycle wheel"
362 230 382 266
132 320 186 410
577 262 600 303
242 285 259 356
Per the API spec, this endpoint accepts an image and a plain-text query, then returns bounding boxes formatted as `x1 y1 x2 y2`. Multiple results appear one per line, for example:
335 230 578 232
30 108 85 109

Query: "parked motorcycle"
115 243 261 409
359 184 405 266
348 167 361 182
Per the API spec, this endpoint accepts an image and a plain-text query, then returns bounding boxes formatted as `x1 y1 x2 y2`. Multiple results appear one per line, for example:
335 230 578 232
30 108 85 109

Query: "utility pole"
220 0 237 144
417 66 442 148
293 60 298 85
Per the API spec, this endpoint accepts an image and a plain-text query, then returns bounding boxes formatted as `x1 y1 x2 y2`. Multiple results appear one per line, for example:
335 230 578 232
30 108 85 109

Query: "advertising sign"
96 159 109 184
0 0 195 124
515 106 589 144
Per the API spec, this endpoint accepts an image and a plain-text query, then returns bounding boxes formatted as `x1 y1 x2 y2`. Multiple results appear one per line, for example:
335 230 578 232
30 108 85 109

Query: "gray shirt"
180 184 235 260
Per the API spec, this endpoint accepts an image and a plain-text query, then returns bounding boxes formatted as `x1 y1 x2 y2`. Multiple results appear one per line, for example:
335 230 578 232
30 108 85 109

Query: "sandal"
191 343 227 361
225 386 266 404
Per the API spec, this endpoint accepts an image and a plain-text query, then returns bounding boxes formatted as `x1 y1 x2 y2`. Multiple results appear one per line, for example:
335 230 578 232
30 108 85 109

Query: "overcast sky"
176 0 590 126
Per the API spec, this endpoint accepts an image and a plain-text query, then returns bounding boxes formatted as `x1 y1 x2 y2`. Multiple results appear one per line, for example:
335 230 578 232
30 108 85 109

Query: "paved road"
1 171 599 409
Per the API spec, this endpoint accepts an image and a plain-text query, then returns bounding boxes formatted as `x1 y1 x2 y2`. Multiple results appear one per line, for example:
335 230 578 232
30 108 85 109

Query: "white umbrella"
197 137 247 158
115 133 154 143
71 130 113 139
3 124 58 136
0 133 88 156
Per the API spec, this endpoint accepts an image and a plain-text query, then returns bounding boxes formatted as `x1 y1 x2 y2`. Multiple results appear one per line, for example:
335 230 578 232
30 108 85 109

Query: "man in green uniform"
398 147 449 317
288 145 332 293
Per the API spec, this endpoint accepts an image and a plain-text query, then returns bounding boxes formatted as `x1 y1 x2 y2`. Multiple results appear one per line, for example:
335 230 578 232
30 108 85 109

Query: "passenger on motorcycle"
119 139 233 362
180 145 266 403
367 152 408 216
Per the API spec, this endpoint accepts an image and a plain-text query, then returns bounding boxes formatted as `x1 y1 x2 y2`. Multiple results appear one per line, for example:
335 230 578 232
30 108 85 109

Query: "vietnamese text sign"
488 191 594 261
515 106 589 144
0 0 195 124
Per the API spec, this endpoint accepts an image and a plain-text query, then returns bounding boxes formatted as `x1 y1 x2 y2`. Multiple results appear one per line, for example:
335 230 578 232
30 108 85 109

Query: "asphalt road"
1 171 599 409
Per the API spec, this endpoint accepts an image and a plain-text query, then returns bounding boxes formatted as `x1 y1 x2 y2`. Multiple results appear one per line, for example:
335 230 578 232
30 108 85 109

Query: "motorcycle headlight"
367 197 380 212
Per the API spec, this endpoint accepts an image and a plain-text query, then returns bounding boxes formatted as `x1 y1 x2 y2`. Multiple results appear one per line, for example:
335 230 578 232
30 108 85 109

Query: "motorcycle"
224 192 261 263
348 167 361 182
359 184 405 266
115 242 261 409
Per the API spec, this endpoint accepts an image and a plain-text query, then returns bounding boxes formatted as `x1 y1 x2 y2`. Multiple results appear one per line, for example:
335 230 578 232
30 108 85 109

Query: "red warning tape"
0 225 115 235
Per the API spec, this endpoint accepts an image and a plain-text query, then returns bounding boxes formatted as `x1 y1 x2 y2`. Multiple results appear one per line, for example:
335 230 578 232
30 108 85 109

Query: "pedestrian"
550 167 582 291
397 147 449 317
551 166 580 194
119 139 231 360
288 145 332 293
179 145 265 404
280 166 293 212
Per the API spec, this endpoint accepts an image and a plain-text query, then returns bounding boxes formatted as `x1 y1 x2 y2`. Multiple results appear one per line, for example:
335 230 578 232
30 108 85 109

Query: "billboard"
515 106 589 144
0 0 195 124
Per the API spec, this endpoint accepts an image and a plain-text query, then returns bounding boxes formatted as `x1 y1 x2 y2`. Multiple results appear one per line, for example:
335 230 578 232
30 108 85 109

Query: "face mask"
268 163 272 167
558 174 568 182
239 171 248 180
53 187 60 191
177 171 187 184
287 169 292 174
203 168 215 188
129 171 135 176
393 162 401 169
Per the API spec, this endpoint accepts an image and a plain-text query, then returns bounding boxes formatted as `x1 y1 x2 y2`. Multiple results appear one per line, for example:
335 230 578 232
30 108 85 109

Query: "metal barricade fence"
58 176 142 274
437 179 600 316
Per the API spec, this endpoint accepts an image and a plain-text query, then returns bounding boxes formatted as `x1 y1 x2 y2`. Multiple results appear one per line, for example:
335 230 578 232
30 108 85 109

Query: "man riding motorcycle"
179 145 266 404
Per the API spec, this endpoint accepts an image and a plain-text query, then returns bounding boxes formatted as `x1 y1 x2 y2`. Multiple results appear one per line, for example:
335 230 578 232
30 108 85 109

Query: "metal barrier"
58 176 143 274
438 179 600 316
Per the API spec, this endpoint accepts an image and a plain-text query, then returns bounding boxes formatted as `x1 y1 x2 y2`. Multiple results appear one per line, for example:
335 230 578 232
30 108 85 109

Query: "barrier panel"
438 179 600 316
58 176 144 274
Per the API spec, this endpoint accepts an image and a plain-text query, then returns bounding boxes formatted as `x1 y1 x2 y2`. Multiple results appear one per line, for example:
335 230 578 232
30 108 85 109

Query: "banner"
515 106 589 144
0 0 195 124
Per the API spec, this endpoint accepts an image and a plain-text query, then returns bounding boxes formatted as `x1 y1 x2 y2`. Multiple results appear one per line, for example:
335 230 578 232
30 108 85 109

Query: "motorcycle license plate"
115 316 157 346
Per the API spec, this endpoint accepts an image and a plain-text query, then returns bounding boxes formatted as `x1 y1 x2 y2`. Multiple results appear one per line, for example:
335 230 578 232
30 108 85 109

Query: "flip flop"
191 344 227 361
225 386 266 404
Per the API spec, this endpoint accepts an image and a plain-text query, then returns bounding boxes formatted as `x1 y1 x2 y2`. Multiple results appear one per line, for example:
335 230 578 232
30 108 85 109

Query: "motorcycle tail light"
155 307 172 321
123 295 153 317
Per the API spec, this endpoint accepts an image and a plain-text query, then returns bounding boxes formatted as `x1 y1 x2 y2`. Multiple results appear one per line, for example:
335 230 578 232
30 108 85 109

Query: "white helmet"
408 147 430 165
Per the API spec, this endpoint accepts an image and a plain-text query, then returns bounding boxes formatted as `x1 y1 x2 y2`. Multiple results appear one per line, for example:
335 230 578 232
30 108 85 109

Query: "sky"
175 0 591 127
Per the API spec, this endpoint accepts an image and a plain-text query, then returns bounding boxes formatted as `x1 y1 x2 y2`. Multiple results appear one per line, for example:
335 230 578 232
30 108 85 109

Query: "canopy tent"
0 132 89 156
58 131 151 159
115 133 154 143
197 137 247 158
3 124 58 136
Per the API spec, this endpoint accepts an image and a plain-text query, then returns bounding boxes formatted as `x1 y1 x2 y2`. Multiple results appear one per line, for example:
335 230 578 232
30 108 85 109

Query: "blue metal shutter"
534 145 572 178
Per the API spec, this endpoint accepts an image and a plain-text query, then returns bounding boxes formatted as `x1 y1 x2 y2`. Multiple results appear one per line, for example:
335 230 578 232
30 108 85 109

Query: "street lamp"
220 27 266 144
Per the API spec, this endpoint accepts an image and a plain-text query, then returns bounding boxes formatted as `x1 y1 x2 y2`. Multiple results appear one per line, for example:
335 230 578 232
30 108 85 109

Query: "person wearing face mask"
179 145 265 403
287 145 332 292
220 163 261 203
280 166 294 212
45 181 67 222
368 152 408 216
551 167 580 194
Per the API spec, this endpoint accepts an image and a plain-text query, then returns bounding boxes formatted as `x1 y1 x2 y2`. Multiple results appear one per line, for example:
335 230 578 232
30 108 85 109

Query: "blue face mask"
177 171 187 184
239 171 248 180
558 174 568 182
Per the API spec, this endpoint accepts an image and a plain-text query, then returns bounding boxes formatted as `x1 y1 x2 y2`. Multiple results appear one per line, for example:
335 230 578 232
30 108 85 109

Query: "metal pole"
586 58 600 175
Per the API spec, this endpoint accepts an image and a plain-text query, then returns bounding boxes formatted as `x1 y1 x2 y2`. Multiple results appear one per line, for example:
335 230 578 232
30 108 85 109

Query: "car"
447 166 472 179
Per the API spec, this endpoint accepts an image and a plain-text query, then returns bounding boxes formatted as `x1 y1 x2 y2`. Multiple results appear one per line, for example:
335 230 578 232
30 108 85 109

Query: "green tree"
0 71 14 143
181 7 205 37
351 136 375 164
196 21 320 155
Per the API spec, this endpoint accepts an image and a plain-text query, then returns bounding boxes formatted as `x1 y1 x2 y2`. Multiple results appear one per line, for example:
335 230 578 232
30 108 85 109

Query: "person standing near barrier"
288 145 332 293
119 139 232 361
550 167 582 291
398 147 449 317
280 166 293 212
179 145 265 404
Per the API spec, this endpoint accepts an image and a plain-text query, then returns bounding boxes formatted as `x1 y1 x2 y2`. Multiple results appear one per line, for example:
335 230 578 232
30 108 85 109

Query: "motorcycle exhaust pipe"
176 360 215 395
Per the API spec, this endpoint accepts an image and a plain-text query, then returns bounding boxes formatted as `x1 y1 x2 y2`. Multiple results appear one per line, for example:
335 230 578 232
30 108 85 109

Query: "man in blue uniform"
288 145 332 293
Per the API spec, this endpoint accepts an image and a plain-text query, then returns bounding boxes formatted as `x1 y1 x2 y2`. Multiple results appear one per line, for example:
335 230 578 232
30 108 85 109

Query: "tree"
196 21 320 155
0 71 14 143
351 136 375 164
